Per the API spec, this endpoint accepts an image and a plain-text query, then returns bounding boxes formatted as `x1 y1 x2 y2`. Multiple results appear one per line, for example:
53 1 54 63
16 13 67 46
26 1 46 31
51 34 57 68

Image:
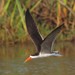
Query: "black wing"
25 9 43 52
41 24 64 54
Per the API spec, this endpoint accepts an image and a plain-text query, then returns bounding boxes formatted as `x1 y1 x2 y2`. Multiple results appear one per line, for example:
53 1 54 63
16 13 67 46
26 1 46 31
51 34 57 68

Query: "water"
0 42 75 75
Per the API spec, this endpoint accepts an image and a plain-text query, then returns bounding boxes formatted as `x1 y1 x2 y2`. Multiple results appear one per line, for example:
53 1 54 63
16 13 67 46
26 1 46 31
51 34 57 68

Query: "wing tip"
25 8 30 15
60 23 65 28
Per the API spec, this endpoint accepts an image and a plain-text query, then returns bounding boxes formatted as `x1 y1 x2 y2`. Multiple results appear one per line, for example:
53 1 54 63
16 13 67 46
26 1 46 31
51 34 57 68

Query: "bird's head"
24 55 39 62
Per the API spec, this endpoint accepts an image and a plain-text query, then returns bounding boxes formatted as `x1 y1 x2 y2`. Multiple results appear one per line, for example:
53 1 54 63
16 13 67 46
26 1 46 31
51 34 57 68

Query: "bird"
24 9 64 62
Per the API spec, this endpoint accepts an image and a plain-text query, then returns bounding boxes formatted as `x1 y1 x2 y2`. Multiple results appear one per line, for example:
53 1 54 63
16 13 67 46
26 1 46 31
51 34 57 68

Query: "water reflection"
0 42 75 75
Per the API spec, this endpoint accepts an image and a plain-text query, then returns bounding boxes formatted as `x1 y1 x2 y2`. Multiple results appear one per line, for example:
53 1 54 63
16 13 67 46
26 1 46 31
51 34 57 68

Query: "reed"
0 0 75 45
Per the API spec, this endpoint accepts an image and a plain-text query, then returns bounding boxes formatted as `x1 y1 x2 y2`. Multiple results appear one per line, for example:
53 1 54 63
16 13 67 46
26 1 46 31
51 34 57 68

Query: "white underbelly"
39 53 62 57
30 52 62 59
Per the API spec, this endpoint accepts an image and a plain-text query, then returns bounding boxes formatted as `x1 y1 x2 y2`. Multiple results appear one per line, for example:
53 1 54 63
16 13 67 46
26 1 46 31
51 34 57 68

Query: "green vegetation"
0 0 75 45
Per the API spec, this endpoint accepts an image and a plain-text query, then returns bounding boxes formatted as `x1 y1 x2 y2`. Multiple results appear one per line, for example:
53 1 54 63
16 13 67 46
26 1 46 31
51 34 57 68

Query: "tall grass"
0 0 75 45
1 0 11 16
16 0 27 32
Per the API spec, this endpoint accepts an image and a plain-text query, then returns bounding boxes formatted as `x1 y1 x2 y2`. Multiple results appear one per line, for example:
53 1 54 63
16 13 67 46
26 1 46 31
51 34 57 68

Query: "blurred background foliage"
0 0 75 45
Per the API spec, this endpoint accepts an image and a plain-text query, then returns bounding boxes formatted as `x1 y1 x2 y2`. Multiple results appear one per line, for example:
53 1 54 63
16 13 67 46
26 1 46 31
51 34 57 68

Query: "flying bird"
24 9 64 62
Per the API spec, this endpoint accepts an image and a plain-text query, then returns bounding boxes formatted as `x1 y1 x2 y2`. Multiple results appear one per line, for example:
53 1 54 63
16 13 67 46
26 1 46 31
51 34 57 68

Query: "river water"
0 42 75 75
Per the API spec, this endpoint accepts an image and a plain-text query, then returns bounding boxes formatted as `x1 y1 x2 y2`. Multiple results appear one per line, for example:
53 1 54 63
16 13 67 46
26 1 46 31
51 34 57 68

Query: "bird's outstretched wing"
25 9 43 52
41 24 64 54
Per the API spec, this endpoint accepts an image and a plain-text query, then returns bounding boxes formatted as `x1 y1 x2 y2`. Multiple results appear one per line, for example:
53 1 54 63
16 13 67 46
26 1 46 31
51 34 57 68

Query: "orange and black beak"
24 57 32 63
